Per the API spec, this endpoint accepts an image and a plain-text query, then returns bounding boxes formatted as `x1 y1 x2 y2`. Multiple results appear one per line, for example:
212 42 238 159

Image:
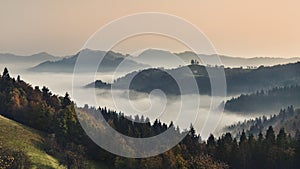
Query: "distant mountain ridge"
128 49 300 68
29 49 149 73
0 52 60 63
26 48 300 73
176 50 300 68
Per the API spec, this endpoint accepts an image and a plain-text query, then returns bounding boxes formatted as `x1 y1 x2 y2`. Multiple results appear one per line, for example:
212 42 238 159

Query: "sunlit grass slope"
0 115 65 169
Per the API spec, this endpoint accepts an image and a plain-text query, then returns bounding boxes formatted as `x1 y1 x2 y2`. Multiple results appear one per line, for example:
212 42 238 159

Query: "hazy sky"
0 0 299 58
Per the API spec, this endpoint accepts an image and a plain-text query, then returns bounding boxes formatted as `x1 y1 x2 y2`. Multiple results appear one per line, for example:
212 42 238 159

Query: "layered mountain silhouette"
129 49 300 68
29 49 149 73
29 49 300 73
0 52 59 64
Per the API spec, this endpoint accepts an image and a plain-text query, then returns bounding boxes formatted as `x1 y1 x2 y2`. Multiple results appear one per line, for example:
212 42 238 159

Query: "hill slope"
0 115 64 169
224 107 300 137
224 85 300 114
0 69 227 169
90 62 300 96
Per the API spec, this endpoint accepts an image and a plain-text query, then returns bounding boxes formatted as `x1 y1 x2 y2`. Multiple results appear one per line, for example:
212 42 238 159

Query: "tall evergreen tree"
265 126 276 145
2 67 10 79
277 128 287 148
62 92 71 109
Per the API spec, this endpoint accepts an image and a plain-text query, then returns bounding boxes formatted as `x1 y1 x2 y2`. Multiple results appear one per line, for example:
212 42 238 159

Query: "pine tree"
62 92 71 109
276 128 287 148
2 67 10 79
206 134 216 156
265 126 276 145
239 130 247 145
189 124 196 138
258 131 263 143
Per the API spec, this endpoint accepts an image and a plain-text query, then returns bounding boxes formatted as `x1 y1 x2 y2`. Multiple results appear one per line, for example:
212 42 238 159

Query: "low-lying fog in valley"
2 63 256 139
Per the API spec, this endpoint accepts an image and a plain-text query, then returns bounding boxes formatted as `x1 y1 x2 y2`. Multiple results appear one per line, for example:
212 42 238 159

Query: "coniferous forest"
1 68 300 169
225 86 300 113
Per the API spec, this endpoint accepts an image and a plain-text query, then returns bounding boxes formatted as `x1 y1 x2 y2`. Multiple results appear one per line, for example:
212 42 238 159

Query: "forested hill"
0 67 228 169
90 61 300 96
224 106 300 137
2 67 300 169
224 85 300 114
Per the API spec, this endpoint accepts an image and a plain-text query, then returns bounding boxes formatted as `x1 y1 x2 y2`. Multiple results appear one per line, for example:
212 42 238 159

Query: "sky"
0 0 299 58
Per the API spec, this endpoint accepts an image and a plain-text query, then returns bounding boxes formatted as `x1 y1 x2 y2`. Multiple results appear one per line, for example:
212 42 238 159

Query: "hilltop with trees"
90 61 300 96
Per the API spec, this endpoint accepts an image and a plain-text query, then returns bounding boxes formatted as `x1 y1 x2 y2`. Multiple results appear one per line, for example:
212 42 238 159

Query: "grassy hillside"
0 115 65 169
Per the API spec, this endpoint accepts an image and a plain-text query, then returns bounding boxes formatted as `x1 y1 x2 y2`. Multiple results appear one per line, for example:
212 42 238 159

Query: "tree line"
225 106 298 136
1 67 300 169
225 85 300 113
206 126 300 169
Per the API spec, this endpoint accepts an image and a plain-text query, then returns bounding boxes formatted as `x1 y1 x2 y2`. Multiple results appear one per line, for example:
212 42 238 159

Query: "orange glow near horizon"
0 0 299 58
